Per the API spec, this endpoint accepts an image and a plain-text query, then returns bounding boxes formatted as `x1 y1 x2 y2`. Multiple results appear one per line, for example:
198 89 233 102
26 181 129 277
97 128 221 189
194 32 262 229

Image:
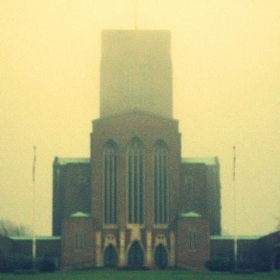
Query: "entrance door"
127 241 144 267
104 244 118 267
154 244 168 269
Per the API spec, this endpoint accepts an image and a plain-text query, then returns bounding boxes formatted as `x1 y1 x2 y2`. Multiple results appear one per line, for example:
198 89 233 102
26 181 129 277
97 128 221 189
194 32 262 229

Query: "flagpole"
32 146 37 265
233 146 238 269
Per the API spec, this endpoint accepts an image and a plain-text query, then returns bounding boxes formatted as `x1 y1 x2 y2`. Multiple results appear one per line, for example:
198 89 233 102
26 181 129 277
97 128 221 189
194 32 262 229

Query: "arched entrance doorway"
154 244 168 269
127 241 144 267
104 244 118 267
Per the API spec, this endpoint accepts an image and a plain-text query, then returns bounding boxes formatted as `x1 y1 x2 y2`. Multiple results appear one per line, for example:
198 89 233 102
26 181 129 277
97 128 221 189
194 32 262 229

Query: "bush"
205 256 230 271
0 259 11 273
0 254 33 273
37 258 56 272
118 266 150 270
254 261 272 272
237 260 254 270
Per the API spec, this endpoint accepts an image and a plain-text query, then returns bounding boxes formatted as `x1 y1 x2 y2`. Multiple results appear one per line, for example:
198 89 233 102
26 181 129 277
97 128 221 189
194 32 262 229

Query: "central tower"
58 29 217 271
100 30 173 119
56 30 220 270
90 29 180 268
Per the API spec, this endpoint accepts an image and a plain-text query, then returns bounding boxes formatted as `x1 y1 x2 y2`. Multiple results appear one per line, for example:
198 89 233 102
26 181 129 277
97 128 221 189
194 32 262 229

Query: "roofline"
182 156 219 166
53 157 90 166
93 109 178 123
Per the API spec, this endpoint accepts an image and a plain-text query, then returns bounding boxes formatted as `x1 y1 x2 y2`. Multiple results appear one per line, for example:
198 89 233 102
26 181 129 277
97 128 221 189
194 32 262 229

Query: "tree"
0 219 31 236
275 216 280 231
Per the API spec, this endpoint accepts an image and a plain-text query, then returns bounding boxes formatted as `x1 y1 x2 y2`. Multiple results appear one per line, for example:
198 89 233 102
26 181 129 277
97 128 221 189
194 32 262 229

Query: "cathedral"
52 30 221 271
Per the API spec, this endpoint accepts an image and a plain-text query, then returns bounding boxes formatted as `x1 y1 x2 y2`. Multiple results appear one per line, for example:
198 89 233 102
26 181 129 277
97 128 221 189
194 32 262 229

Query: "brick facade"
0 28 277 272
91 111 181 229
176 214 210 269
61 216 96 271
52 158 91 236
51 29 222 270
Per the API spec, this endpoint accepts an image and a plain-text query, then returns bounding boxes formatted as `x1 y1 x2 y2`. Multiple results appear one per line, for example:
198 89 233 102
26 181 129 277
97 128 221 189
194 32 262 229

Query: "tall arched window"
154 140 168 224
127 137 144 224
103 140 118 224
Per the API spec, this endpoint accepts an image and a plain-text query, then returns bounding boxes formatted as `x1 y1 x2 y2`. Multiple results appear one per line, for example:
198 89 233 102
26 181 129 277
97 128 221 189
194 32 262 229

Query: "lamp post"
233 146 238 270
32 146 37 265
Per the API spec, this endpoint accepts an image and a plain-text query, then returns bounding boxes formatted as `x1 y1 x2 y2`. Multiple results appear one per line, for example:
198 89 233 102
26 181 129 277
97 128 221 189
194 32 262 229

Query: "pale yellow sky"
1 0 279 236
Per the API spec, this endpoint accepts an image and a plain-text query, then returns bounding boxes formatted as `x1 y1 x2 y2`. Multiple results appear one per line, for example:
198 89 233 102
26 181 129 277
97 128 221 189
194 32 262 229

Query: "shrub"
37 258 56 272
0 259 11 273
118 266 150 270
254 261 272 272
205 256 230 271
237 260 254 270
0 254 33 273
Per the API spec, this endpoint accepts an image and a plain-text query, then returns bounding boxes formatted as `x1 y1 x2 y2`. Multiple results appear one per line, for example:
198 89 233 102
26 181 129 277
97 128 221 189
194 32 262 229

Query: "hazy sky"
1 0 279 236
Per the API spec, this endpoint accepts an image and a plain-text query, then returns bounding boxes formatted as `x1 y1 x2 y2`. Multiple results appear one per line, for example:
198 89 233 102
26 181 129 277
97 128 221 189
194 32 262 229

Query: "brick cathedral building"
52 30 221 271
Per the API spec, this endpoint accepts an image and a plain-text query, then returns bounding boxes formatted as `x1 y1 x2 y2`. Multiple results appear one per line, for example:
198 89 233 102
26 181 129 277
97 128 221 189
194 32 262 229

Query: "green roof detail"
9 236 61 241
211 235 262 241
55 157 90 166
182 157 218 166
70 211 92 218
179 212 202 218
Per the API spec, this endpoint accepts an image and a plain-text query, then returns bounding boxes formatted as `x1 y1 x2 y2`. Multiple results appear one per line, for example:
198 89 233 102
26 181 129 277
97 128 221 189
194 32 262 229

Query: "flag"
32 146 36 182
233 146 236 182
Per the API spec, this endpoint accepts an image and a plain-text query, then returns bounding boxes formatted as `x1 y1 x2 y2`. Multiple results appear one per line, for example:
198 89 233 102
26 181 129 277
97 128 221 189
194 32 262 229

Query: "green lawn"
0 270 279 280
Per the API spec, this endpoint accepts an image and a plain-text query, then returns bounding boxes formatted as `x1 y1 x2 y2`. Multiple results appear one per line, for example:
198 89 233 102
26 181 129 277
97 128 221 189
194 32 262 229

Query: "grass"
0 269 279 280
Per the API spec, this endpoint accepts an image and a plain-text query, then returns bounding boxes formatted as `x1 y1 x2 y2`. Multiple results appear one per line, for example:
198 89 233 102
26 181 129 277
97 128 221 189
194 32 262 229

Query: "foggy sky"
1 0 280 236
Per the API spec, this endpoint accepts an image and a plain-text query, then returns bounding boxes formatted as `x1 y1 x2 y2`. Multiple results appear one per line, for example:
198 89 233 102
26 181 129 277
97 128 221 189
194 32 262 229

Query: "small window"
188 231 197 251
74 232 84 251
184 175 192 185
78 175 88 185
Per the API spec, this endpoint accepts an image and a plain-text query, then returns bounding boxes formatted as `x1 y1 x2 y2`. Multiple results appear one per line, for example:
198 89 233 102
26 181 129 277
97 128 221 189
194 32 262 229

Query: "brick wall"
176 217 210 269
61 217 96 271
91 111 181 231
53 161 91 235
180 163 208 218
